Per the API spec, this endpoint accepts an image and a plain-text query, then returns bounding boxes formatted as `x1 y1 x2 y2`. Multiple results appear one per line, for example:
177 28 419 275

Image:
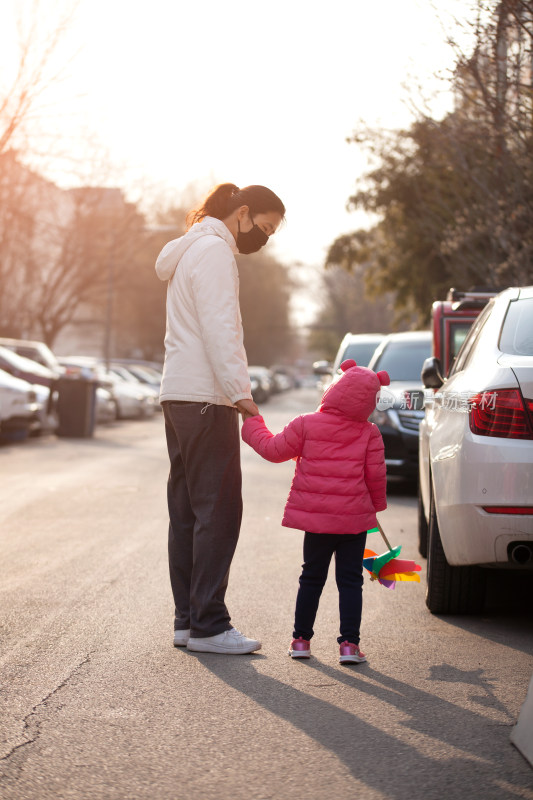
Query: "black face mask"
236 216 269 254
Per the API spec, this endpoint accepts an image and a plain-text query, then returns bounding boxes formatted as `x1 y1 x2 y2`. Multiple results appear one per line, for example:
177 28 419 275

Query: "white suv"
419 287 533 614
314 333 385 394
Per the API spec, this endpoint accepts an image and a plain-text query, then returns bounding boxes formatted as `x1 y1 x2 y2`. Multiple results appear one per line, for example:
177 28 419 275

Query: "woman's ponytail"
186 182 285 229
186 183 240 229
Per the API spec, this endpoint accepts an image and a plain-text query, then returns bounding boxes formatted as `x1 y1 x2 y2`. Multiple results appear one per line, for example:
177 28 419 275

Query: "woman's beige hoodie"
155 216 252 407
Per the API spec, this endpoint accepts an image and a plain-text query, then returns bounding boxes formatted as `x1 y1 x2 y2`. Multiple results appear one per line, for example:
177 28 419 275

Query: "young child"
241 359 389 664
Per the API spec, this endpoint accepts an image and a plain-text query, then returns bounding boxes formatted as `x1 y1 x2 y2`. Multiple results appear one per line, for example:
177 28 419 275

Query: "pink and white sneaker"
339 641 367 664
288 637 311 658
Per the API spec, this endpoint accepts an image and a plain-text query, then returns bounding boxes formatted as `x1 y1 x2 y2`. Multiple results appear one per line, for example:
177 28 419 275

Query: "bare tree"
0 0 77 157
0 154 157 349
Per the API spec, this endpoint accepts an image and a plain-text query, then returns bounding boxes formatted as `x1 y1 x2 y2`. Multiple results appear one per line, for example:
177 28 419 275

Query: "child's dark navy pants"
293 531 368 645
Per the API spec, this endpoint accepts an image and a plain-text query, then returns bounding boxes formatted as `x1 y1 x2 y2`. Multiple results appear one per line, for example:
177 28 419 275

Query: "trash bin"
56 377 97 438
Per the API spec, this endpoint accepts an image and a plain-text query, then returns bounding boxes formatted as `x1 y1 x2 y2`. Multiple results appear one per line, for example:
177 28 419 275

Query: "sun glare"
1 0 469 265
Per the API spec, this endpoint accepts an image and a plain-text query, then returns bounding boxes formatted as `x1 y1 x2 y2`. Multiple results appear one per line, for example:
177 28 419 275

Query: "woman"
155 183 285 654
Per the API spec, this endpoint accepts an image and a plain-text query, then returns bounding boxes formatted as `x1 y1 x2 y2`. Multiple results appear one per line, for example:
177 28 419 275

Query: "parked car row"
321 291 532 616
248 364 296 405
0 337 164 443
309 288 533 616
58 357 159 420
0 338 306 442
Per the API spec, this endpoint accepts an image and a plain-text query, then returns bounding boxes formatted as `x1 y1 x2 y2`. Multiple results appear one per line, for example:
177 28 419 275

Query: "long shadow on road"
198 652 533 800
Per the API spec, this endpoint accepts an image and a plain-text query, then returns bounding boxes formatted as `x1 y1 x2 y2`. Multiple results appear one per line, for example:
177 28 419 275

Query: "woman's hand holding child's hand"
236 399 260 422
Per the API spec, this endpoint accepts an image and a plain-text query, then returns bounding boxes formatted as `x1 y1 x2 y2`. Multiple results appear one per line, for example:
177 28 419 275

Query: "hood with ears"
319 359 390 421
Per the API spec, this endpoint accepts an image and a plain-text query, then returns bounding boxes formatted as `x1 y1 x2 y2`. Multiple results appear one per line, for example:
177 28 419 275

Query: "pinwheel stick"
376 520 393 551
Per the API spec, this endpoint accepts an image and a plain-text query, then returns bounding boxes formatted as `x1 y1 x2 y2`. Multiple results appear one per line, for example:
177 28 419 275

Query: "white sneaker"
173 629 190 647
187 627 261 654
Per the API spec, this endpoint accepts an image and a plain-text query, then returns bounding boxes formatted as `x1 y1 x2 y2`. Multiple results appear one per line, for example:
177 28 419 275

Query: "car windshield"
499 298 533 356
128 365 159 382
109 367 138 383
16 345 58 370
338 342 381 369
0 346 49 375
373 339 432 381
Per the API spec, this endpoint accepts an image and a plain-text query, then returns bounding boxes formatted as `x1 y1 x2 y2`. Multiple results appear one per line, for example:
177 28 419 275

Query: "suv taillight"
469 389 533 439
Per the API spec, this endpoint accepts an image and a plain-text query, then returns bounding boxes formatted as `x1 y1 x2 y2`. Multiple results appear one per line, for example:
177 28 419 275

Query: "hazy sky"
2 0 474 270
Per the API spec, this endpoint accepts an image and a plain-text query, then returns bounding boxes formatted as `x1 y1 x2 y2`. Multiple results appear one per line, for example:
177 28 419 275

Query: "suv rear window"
499 298 533 356
373 339 431 381
450 323 472 362
338 342 381 369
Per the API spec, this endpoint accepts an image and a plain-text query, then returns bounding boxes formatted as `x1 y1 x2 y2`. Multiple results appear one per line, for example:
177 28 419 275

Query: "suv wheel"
417 481 428 558
425 488 486 614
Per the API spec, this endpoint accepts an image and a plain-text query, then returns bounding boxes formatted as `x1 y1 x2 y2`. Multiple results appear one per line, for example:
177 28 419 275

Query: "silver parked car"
0 337 63 373
0 346 59 435
110 362 162 389
107 363 161 409
104 364 159 414
0 369 41 441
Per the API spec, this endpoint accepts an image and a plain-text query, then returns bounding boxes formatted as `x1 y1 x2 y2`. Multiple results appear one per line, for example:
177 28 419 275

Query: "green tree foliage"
329 0 533 323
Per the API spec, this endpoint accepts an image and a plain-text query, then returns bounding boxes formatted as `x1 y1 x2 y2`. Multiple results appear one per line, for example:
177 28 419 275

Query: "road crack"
0 651 93 769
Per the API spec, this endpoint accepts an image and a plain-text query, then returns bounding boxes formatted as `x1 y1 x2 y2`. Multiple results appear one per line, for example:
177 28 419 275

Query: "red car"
431 288 496 377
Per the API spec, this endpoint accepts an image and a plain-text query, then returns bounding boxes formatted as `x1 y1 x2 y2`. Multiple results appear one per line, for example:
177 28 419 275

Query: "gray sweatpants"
163 401 242 638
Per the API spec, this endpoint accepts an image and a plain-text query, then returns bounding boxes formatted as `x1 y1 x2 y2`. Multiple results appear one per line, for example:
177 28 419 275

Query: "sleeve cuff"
231 392 253 404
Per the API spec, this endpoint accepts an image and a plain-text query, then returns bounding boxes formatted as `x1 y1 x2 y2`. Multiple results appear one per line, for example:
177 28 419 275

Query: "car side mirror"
313 360 333 376
421 357 444 389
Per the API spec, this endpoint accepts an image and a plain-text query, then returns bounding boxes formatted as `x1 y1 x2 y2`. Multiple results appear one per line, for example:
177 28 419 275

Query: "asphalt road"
1 388 532 800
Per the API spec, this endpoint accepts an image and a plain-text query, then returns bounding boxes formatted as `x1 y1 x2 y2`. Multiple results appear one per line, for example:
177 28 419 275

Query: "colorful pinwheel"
363 523 422 589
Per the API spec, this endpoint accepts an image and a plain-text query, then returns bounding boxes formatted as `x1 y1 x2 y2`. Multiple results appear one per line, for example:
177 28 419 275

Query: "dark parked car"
249 368 272 404
270 364 299 390
366 331 432 479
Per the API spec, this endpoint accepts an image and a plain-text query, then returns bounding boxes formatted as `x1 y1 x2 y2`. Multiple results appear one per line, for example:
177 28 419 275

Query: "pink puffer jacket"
241 360 389 535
